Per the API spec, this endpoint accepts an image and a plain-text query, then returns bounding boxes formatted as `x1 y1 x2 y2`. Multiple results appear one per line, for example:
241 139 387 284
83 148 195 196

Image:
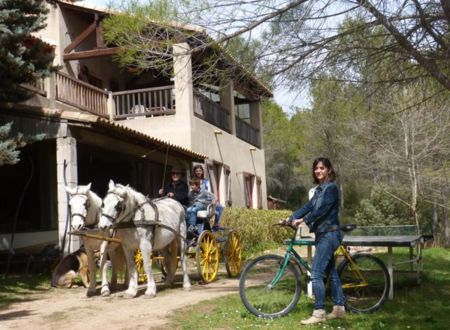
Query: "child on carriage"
186 177 216 234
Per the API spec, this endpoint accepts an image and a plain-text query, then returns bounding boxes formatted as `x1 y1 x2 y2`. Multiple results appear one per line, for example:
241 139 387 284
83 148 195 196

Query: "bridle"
69 193 91 222
101 191 126 222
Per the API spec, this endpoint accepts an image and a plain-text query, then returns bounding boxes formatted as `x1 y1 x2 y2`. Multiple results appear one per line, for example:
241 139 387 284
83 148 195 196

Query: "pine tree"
0 0 56 102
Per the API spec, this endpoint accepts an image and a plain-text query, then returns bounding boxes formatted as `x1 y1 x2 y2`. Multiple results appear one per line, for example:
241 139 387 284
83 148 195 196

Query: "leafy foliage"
0 122 44 166
0 0 56 102
221 207 291 258
354 184 415 226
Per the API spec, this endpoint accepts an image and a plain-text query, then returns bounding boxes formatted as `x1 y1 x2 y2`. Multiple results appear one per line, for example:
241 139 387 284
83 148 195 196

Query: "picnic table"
297 225 424 299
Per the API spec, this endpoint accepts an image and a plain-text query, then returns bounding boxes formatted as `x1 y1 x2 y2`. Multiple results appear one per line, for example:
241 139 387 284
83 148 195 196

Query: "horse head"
66 183 101 230
99 180 130 230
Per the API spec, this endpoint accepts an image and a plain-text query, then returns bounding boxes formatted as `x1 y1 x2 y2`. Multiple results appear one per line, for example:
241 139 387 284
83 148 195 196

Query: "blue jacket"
289 181 340 234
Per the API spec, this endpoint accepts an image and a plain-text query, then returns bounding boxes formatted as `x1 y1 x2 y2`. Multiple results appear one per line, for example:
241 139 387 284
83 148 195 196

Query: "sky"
80 0 309 112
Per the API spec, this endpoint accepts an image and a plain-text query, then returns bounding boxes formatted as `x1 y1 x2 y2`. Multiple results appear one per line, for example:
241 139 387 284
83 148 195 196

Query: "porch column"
250 101 263 148
173 42 194 147
56 136 80 256
45 72 57 108
220 81 235 134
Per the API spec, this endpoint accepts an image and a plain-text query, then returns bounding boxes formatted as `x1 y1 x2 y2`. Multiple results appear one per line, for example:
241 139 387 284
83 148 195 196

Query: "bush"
221 207 292 258
354 184 414 226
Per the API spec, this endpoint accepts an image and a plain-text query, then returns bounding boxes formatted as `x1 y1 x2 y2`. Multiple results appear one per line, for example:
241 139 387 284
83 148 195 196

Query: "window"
224 165 231 206
256 176 262 209
207 162 222 200
243 172 254 208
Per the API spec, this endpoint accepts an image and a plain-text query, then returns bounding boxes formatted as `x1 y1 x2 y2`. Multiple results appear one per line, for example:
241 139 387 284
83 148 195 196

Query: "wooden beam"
64 22 96 54
63 47 121 61
95 14 105 48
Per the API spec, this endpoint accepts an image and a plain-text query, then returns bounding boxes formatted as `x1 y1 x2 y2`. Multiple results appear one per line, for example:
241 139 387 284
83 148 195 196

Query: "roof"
0 102 206 161
60 111 206 161
56 0 272 98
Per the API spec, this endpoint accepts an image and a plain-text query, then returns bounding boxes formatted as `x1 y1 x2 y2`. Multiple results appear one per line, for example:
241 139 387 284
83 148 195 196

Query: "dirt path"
0 272 240 330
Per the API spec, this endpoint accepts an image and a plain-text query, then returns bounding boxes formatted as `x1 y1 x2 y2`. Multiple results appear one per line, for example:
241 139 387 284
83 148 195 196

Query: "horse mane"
110 183 147 206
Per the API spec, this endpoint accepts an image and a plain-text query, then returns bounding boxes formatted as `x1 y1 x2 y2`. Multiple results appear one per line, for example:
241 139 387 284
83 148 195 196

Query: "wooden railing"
236 117 260 147
193 91 230 132
112 86 175 119
21 77 46 96
55 71 108 117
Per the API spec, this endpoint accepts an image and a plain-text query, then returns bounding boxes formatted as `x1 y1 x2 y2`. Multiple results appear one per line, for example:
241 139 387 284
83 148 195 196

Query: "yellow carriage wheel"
196 231 219 283
225 230 242 277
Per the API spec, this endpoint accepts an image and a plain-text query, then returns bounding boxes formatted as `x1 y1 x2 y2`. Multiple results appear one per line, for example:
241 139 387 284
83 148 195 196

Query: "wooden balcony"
50 71 260 147
55 71 108 117
236 117 260 147
193 91 230 132
113 86 175 119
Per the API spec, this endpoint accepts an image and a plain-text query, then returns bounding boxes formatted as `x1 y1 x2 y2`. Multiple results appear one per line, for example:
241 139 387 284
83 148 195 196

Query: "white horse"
98 180 191 298
66 183 125 297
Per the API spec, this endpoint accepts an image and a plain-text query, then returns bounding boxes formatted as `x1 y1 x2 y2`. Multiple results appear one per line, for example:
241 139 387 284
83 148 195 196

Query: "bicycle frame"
272 231 369 292
335 245 369 289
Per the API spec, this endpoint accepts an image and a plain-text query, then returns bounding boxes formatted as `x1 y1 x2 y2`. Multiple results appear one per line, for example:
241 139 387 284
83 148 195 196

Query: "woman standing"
287 157 345 324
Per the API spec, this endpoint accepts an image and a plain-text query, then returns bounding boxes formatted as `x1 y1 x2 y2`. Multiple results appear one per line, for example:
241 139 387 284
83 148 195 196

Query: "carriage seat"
196 203 216 220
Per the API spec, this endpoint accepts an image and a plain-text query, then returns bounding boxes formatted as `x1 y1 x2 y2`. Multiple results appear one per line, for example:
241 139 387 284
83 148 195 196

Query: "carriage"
135 203 242 284
67 182 242 298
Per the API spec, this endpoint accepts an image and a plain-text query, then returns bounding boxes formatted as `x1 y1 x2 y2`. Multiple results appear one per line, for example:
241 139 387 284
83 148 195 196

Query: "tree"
0 0 56 102
174 0 450 101
0 0 53 164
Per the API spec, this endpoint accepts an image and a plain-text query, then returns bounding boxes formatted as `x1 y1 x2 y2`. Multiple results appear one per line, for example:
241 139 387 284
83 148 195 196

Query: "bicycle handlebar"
274 221 298 231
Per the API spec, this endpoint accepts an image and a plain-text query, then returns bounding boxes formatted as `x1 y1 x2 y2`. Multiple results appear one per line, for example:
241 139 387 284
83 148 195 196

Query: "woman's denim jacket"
289 181 340 234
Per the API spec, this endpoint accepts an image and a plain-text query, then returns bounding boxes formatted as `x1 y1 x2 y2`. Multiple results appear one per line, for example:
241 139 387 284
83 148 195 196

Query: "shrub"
354 184 414 226
221 207 292 258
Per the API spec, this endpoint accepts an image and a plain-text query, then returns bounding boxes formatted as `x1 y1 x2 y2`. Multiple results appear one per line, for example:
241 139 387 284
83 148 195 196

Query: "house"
0 0 272 260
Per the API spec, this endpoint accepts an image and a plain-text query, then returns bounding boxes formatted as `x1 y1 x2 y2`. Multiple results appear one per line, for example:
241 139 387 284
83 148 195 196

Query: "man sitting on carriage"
186 177 216 234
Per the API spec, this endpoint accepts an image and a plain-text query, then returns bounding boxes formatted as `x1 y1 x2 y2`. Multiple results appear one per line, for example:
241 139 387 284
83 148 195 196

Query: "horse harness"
109 195 186 242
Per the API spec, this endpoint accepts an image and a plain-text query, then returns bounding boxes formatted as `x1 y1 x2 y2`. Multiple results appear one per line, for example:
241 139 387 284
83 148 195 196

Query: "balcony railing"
193 91 230 132
112 86 175 119
236 117 260 147
55 71 108 117
21 77 46 96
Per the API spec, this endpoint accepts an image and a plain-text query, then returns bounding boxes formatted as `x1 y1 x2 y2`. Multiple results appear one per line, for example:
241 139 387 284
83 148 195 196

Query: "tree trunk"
432 199 439 247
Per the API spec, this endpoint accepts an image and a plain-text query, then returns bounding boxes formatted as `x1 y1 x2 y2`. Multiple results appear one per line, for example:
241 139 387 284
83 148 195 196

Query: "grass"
169 247 450 330
0 274 51 309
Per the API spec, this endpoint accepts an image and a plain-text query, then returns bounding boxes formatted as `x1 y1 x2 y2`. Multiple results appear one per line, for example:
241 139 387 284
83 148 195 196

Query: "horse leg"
140 240 157 298
99 240 111 297
178 233 191 290
161 239 177 287
123 244 139 298
85 241 98 297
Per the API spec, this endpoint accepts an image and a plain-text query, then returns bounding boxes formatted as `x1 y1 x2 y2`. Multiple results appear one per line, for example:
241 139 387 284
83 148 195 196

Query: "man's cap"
170 167 185 174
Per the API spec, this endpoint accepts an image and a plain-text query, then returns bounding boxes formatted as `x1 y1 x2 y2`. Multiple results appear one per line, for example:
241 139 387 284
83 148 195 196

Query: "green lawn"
169 247 450 330
0 274 51 308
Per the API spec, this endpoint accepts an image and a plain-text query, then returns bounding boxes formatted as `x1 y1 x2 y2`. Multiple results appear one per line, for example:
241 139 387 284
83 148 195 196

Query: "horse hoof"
86 291 96 297
144 293 156 299
101 290 111 297
123 293 136 299
183 284 192 291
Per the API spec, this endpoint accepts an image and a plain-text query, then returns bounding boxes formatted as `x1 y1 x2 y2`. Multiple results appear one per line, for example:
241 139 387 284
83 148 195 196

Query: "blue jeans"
311 230 345 310
214 204 223 226
186 204 206 227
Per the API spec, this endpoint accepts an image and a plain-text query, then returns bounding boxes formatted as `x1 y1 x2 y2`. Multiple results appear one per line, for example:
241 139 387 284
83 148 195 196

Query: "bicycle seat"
340 223 357 233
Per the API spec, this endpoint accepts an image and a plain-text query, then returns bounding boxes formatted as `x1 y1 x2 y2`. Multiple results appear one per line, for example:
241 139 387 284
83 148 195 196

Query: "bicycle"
239 223 390 318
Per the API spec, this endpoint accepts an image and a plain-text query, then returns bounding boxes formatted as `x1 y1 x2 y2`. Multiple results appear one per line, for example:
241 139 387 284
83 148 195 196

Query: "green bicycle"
239 223 390 318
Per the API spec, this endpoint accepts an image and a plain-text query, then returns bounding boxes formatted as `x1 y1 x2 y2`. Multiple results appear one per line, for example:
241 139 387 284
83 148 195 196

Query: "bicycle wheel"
239 254 302 318
338 253 390 313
